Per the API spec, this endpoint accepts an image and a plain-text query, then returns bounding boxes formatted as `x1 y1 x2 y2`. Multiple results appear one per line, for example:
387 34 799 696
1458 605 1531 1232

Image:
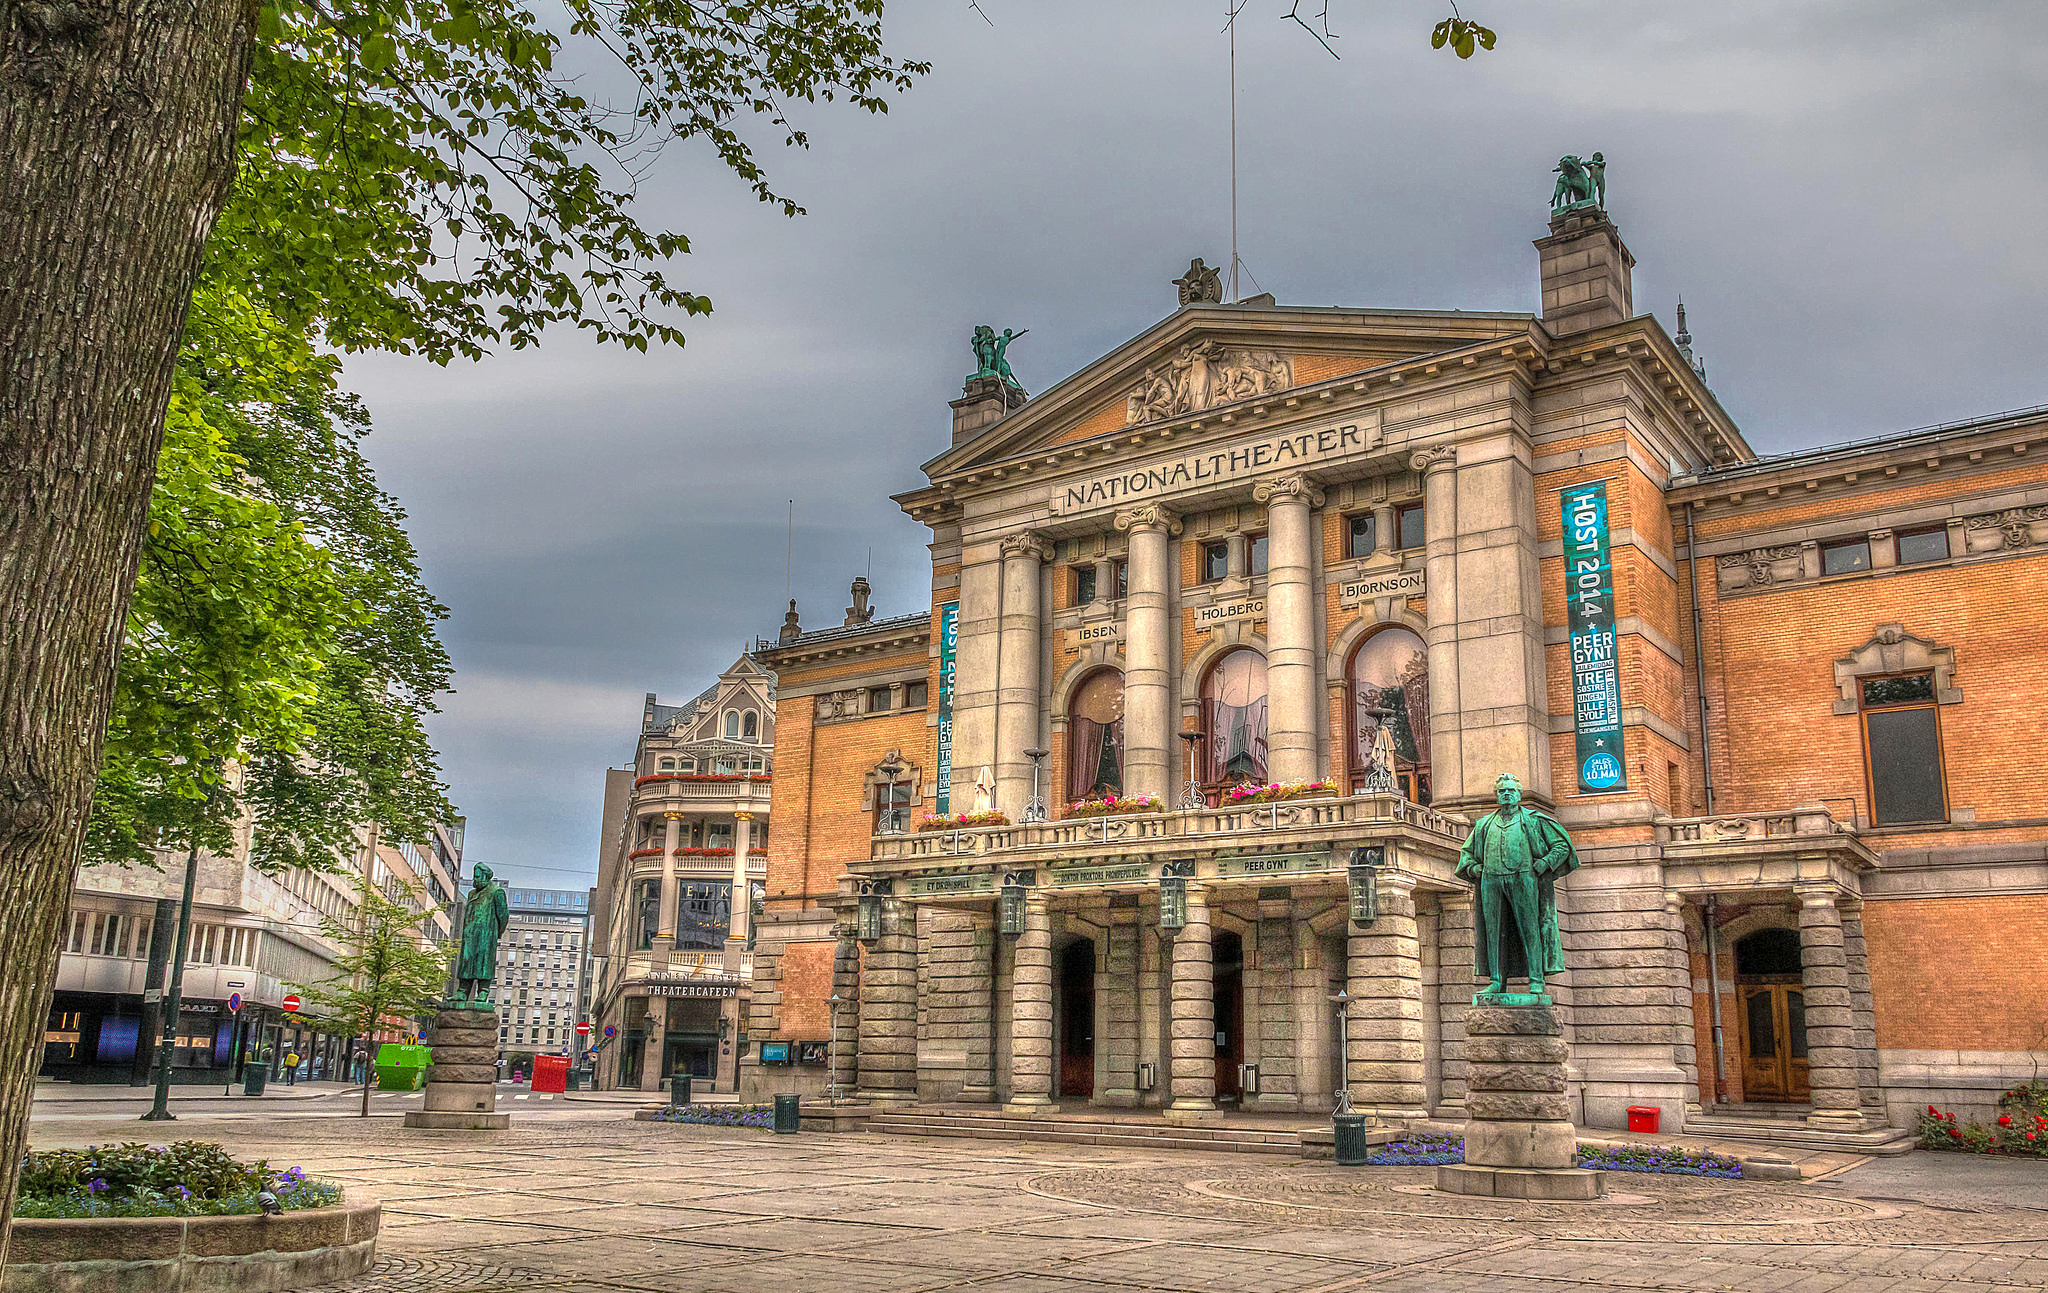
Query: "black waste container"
772 1092 801 1135
242 1065 268 1097
669 1073 693 1106
1333 1112 1371 1166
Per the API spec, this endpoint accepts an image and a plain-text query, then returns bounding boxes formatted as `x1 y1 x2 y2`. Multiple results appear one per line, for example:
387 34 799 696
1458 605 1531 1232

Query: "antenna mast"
785 499 794 601
1228 1 1240 304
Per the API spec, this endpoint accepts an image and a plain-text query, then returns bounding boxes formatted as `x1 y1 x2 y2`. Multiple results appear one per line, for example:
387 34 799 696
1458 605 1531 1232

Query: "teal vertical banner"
1560 483 1626 793
935 603 959 813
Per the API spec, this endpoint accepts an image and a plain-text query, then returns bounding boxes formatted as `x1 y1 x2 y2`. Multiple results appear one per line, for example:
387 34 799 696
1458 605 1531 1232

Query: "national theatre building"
739 174 2048 1145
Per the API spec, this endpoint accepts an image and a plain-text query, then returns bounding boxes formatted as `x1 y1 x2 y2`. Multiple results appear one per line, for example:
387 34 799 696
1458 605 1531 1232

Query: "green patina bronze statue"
452 863 509 1005
970 324 1028 390
1455 773 1581 1002
1551 152 1606 213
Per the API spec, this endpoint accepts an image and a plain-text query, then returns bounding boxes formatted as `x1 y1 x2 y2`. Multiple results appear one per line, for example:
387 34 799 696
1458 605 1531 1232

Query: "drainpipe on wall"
1705 894 1727 1105
1685 505 1716 814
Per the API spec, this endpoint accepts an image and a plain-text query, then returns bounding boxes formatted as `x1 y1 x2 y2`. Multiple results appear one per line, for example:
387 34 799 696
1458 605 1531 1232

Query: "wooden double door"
1739 983 1810 1102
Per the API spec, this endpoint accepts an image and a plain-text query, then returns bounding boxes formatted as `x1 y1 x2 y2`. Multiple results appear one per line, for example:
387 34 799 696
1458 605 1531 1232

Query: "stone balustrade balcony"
1652 805 1877 892
629 773 772 816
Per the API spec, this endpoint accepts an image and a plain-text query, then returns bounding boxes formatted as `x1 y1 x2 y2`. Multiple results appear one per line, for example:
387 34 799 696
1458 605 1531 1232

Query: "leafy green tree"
291 883 454 1117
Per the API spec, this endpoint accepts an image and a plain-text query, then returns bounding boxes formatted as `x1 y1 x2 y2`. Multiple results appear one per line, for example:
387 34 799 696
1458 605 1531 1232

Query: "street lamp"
1348 847 1383 927
1157 861 1193 931
1329 989 1352 1114
1177 731 1207 810
1022 747 1049 823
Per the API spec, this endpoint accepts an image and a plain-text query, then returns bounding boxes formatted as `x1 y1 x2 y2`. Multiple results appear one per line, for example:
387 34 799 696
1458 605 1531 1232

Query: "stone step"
866 1112 1304 1154
1682 1114 1917 1156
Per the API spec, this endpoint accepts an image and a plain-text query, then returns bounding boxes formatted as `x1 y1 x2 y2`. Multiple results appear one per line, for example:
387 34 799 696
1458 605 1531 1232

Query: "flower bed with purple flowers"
14 1141 340 1218
649 1103 775 1130
1355 1135 1744 1178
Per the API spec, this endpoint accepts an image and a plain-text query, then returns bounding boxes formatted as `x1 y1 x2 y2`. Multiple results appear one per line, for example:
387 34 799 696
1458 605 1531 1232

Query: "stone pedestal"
405 1006 511 1130
1437 1001 1602 1201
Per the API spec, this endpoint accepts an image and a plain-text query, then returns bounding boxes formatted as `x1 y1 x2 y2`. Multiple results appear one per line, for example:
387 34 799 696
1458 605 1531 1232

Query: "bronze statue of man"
1455 773 1579 999
453 863 509 1004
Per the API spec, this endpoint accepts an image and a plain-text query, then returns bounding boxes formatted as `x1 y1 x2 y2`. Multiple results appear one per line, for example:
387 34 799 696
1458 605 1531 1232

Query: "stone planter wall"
2 1199 379 1293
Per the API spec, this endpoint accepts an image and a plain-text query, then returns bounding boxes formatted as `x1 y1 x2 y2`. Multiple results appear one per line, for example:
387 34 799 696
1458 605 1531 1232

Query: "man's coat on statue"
1455 807 1581 985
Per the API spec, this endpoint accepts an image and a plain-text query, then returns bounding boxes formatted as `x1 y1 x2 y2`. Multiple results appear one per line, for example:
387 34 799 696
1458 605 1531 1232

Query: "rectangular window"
1397 503 1426 551
1895 527 1950 565
1113 560 1128 600
66 911 87 955
1072 565 1096 606
867 685 893 713
1246 533 1268 576
904 680 929 709
1861 673 1946 826
875 779 914 835
1199 540 1229 583
1346 514 1377 560
1822 538 1871 576
131 918 153 960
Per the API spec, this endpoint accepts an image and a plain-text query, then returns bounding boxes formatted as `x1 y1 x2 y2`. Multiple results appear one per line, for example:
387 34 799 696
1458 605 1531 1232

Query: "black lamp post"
1177 730 1207 810
1022 747 1049 823
1348 846 1384 927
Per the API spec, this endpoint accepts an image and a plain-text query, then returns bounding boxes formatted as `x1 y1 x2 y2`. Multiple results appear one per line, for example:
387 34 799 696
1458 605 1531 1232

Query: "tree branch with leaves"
290 883 453 1116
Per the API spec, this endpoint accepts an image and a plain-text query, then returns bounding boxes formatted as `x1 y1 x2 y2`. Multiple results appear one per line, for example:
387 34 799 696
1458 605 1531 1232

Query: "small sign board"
281 993 302 1013
903 871 995 899
225 992 243 1013
1191 596 1264 628
1338 569 1425 605
602 1024 617 1039
575 1021 591 1036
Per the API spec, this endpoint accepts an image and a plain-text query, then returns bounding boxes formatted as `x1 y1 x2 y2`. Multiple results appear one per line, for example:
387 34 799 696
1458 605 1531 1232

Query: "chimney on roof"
778 600 801 645
843 575 875 627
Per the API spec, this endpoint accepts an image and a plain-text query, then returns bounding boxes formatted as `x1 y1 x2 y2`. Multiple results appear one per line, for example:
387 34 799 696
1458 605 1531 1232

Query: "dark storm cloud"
343 1 2048 886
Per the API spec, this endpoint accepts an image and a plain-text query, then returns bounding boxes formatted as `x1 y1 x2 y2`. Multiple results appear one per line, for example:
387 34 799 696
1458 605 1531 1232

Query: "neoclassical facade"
740 191 2048 1141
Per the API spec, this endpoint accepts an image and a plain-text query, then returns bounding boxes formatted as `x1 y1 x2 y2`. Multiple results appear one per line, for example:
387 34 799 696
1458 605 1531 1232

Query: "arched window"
742 711 758 741
1201 650 1268 787
724 711 740 740
1066 670 1126 803
657 757 675 771
1347 627 1432 804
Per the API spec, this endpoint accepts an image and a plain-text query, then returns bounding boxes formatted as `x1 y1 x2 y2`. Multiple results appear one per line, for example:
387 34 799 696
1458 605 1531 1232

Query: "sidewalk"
33 1078 354 1102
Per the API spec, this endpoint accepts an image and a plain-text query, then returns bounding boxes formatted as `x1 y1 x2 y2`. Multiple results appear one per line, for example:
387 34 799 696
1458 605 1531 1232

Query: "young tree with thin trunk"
291 884 452 1118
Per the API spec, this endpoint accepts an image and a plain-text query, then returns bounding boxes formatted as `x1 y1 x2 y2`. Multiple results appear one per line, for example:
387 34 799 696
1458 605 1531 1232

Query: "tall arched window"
1066 670 1125 803
1201 650 1268 787
724 711 740 739
1348 627 1431 803
742 711 759 741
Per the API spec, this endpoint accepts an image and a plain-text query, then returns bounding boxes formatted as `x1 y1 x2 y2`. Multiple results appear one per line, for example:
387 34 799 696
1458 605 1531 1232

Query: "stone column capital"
1253 473 1325 508
1794 883 1841 911
1113 503 1183 537
1409 445 1458 476
999 530 1054 562
733 810 754 822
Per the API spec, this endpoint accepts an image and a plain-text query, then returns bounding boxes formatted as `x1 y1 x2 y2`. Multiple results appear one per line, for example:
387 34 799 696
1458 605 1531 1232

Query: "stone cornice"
758 616 929 671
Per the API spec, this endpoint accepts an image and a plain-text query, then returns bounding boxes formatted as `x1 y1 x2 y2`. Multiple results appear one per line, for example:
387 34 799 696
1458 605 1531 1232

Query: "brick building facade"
739 183 2047 1140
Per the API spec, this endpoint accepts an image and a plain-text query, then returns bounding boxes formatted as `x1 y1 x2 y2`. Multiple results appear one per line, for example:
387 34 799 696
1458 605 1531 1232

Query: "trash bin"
242 1065 268 1097
669 1073 693 1106
1626 1105 1660 1133
1333 1112 1371 1166
565 1071 581 1093
773 1092 801 1135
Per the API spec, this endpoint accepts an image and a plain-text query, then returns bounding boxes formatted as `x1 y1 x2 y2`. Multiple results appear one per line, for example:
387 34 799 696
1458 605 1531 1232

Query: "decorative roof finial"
1674 297 1707 383
1174 257 1224 306
779 599 801 645
843 576 874 628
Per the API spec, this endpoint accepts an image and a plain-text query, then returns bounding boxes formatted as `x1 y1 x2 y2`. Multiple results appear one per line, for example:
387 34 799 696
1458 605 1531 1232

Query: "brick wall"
1862 895 2048 1050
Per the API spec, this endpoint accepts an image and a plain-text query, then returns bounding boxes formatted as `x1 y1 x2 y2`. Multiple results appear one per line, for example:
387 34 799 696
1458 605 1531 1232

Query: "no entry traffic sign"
281 993 302 1013
575 1021 591 1036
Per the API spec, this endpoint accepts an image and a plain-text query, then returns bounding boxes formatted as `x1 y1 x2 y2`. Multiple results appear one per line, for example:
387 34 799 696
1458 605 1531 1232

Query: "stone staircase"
865 1106 1314 1155
1682 1104 1917 1156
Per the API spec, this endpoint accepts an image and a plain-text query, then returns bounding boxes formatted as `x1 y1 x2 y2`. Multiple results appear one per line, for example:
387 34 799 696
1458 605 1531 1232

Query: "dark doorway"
1058 939 1095 1098
1213 931 1244 1104
1734 928 1809 1102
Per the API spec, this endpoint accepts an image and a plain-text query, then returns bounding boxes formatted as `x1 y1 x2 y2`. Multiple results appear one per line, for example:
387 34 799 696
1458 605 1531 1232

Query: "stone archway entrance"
1057 939 1096 1099
1735 928 1809 1102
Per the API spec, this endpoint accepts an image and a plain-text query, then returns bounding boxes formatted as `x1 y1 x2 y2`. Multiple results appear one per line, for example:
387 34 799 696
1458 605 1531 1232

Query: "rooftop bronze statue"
1551 152 1606 213
1455 773 1580 1001
970 324 1028 390
451 863 509 1005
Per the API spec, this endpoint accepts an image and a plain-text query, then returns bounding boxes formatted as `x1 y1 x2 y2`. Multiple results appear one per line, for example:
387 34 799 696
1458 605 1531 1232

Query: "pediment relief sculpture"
1716 544 1802 592
1125 340 1291 426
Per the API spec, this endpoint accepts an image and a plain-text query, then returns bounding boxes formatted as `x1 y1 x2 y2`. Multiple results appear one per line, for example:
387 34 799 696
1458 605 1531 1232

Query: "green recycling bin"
772 1092 801 1134
1333 1112 1371 1166
242 1064 268 1097
669 1073 693 1106
373 1042 431 1092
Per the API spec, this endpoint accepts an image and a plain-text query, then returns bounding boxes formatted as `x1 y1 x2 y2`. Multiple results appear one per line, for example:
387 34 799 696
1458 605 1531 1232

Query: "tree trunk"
0 0 256 1257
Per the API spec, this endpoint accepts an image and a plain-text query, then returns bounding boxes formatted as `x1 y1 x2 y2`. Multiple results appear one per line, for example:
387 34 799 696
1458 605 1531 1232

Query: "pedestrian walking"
283 1048 300 1085
352 1047 368 1086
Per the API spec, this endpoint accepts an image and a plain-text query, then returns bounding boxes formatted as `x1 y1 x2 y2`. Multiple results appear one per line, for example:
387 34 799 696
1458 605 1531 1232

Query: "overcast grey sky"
341 1 2048 889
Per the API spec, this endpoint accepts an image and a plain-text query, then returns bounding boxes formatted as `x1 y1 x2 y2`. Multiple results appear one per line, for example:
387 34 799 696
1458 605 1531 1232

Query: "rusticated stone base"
404 1110 512 1130
409 1006 506 1133
1436 1164 1607 1200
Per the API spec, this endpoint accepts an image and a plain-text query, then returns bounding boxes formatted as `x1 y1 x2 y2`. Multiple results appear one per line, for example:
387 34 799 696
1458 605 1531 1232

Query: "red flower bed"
671 848 769 857
628 847 664 860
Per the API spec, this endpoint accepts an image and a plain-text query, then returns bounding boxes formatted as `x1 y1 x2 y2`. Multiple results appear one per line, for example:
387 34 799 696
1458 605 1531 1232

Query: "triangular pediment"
925 303 1537 479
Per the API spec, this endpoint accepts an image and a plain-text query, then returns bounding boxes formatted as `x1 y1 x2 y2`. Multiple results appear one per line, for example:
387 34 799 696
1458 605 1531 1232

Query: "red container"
1626 1105 1660 1133
531 1054 570 1094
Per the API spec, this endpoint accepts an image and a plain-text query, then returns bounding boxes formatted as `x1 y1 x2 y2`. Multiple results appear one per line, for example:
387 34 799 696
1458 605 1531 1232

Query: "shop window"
634 880 660 950
1861 672 1945 825
1199 540 1229 583
1247 532 1268 576
1896 527 1950 565
1397 503 1426 551
1072 565 1097 606
1200 649 1269 787
1066 670 1126 802
1346 513 1377 560
868 686 893 713
1822 538 1872 576
905 680 929 708
1346 626 1432 804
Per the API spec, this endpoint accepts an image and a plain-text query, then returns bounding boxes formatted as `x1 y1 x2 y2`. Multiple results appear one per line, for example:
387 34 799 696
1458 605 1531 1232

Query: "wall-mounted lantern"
856 879 891 942
1348 846 1384 927
1158 861 1194 931
999 870 1035 935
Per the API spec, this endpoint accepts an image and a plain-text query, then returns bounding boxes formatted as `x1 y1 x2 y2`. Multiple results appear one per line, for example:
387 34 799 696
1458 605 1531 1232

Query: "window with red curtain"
1201 650 1268 786
1066 670 1125 802
1348 627 1431 803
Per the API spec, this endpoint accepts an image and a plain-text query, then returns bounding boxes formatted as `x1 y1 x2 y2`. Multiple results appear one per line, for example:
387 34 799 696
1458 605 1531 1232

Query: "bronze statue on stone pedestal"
1454 773 1580 1002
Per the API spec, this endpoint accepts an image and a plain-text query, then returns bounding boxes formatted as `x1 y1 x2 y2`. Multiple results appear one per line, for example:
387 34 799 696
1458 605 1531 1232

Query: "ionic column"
723 812 753 974
1006 893 1054 1109
1254 474 1325 784
1167 885 1216 1114
654 811 682 967
638 998 665 1091
829 924 860 1098
995 532 1053 817
1796 885 1865 1129
856 898 918 1103
1114 504 1182 801
1840 898 1883 1115
1347 877 1428 1120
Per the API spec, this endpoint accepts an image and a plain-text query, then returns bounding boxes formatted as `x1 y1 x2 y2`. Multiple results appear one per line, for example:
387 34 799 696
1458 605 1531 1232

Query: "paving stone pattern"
79 1118 2048 1293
